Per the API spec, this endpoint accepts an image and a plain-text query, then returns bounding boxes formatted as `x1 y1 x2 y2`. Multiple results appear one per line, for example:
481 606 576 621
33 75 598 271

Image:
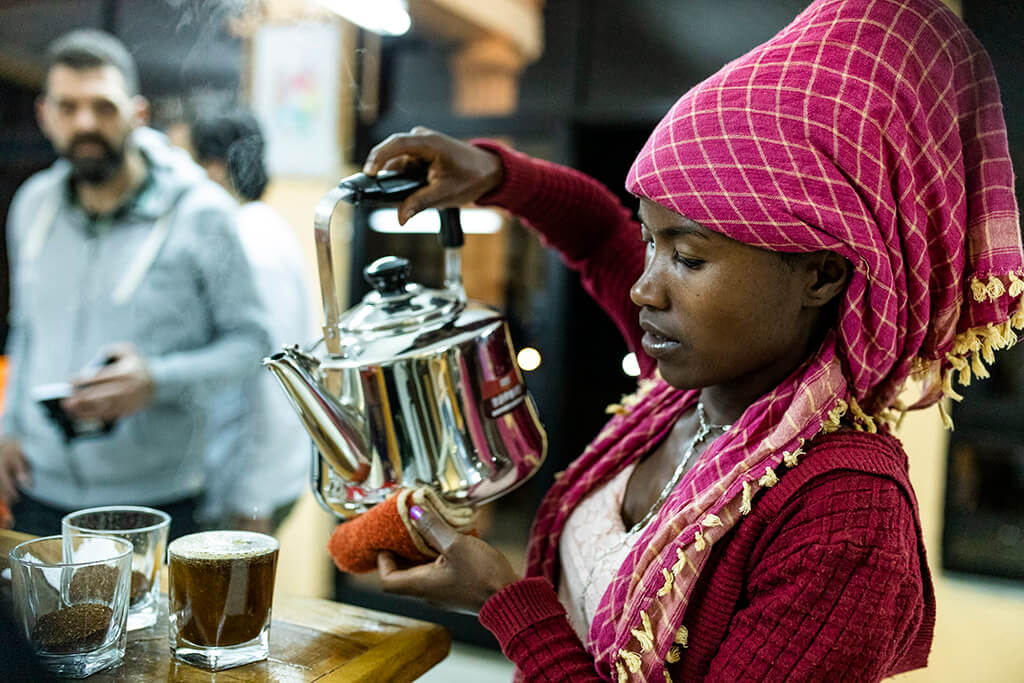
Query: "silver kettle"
263 169 547 519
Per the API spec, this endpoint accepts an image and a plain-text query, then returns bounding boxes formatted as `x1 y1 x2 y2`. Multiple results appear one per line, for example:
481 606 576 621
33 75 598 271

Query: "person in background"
188 108 313 533
359 0 1022 680
0 29 270 540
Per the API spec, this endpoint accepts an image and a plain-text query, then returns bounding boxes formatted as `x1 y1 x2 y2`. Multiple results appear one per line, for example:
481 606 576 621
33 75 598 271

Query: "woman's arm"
361 129 651 376
472 141 649 374
479 578 604 682
699 471 925 682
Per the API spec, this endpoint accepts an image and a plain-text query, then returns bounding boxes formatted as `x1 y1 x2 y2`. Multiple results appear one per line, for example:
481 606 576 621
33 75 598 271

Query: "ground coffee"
31 604 112 653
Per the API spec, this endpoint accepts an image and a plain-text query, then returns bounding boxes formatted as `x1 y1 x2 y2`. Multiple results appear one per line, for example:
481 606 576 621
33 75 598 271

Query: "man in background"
188 108 313 533
0 29 270 539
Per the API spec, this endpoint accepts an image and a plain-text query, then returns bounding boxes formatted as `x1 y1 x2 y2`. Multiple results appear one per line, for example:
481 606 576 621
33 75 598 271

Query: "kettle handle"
313 185 351 355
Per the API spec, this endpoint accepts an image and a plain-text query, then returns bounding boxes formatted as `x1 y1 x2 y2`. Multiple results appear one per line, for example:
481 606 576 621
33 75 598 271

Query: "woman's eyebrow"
639 220 710 241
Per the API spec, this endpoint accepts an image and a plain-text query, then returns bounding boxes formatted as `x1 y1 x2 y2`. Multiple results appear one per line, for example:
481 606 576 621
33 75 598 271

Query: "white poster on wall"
252 21 341 177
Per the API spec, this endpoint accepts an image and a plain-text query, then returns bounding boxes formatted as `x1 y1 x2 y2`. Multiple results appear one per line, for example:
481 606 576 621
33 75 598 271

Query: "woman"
366 0 1022 680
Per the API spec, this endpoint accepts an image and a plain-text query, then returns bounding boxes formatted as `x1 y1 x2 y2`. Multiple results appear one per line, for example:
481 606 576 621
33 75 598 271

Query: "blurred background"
0 0 1022 680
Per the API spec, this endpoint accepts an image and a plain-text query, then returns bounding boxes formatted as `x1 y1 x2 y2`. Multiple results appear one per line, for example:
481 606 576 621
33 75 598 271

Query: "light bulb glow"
369 208 504 234
313 0 411 36
517 347 542 372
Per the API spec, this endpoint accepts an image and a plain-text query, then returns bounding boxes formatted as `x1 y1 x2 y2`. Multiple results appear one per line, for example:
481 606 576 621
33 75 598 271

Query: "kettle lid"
337 255 463 338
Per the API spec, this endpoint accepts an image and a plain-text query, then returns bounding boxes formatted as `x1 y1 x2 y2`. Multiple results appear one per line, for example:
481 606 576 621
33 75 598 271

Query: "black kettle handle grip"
439 207 464 248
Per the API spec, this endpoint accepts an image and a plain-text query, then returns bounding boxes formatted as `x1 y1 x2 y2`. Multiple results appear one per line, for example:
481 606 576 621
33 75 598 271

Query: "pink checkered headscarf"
524 0 1022 680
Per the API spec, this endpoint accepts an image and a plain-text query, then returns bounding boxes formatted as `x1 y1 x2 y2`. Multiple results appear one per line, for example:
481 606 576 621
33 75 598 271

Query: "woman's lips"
641 330 681 358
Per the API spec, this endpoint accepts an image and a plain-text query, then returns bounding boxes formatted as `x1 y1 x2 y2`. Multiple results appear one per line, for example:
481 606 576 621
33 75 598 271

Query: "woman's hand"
377 505 521 612
362 127 504 225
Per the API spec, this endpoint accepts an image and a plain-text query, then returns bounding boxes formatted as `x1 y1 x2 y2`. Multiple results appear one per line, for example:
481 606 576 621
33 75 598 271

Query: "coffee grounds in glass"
31 604 113 653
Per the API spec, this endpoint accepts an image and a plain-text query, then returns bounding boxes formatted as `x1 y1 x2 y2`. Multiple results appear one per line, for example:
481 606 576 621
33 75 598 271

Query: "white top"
557 461 644 643
202 201 315 521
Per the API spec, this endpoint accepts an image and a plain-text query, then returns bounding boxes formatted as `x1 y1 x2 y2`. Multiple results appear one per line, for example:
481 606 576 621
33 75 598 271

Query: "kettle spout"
263 345 371 482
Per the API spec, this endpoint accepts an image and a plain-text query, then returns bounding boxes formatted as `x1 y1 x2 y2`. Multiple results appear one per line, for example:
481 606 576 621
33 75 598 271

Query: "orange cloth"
328 494 433 574
328 487 476 574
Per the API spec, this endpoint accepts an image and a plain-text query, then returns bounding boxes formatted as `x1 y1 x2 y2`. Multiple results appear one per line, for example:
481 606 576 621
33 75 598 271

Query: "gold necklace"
624 398 731 536
574 398 731 621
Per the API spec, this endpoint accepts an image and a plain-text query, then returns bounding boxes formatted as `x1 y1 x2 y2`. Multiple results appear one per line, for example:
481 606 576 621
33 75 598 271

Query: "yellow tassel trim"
847 396 877 433
672 547 687 574
739 480 753 515
987 275 1006 300
971 350 990 379
783 447 803 468
693 529 706 552
616 661 629 683
1002 321 1018 347
942 367 965 402
822 398 848 432
701 514 723 528
620 649 643 674
938 401 953 430
631 612 655 652
666 645 682 664
664 671 673 683
972 278 988 302
606 376 660 414
658 568 674 597
1009 273 1024 297
675 625 689 648
1012 306 1024 330
758 466 779 488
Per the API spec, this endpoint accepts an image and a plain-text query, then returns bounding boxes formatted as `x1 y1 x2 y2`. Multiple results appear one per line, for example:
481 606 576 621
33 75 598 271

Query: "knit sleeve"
478 577 604 681
701 471 926 682
470 141 652 377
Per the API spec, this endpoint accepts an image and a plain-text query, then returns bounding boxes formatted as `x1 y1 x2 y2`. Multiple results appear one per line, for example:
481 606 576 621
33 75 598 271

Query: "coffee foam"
168 531 278 561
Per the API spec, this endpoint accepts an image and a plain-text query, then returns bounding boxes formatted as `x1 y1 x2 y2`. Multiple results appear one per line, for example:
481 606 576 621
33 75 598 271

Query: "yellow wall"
888 406 1024 682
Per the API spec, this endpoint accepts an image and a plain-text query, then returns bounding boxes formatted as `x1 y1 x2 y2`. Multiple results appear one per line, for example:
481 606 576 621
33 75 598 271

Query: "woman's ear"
803 251 850 308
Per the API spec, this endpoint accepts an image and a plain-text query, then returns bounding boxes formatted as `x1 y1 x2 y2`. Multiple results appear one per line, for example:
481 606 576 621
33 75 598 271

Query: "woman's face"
631 199 822 397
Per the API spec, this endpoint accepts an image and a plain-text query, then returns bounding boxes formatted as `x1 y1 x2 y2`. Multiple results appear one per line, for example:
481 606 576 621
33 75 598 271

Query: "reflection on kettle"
263 168 548 519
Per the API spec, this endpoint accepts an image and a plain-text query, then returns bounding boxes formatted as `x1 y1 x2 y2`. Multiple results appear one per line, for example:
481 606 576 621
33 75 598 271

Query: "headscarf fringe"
658 568 674 597
675 625 689 648
664 670 674 683
847 396 877 433
944 310 1024 391
783 447 803 468
938 401 954 430
692 529 706 551
607 374 663 414
969 274 1024 302
1009 273 1024 297
942 367 965 402
666 645 682 663
739 480 753 515
619 649 643 674
630 612 655 652
701 514 723 528
821 398 848 432
616 661 629 683
757 466 779 488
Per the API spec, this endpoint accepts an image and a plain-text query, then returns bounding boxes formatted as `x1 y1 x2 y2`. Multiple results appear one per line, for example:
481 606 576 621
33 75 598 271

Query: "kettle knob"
364 256 411 295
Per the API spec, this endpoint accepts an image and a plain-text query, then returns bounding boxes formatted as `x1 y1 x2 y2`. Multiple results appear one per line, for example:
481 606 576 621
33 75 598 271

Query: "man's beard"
64 133 127 185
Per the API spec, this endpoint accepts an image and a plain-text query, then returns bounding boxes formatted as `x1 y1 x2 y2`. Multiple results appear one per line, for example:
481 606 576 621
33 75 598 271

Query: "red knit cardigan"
473 143 936 681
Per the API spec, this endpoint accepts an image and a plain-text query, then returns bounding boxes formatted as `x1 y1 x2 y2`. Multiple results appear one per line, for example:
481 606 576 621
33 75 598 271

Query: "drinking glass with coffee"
8 534 133 678
167 530 279 671
62 505 171 631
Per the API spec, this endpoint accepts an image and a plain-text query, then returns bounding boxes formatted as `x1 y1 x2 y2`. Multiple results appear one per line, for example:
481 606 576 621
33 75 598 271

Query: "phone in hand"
31 355 118 442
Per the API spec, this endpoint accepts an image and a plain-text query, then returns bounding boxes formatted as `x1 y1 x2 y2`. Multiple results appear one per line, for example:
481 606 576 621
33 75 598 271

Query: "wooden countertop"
1 529 451 682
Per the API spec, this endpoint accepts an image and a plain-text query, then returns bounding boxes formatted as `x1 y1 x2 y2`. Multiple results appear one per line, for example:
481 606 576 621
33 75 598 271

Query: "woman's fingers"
363 131 439 175
409 505 461 554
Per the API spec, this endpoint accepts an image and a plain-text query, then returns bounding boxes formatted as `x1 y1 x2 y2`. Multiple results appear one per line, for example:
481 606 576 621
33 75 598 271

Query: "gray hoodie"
3 127 271 508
